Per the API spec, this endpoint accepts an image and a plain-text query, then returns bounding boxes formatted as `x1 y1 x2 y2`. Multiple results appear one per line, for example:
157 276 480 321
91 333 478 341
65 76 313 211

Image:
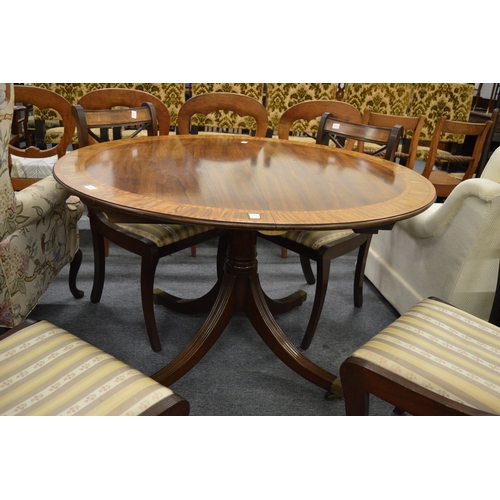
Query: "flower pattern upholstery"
343 83 413 116
190 83 265 130
0 84 84 328
266 83 337 134
408 83 475 142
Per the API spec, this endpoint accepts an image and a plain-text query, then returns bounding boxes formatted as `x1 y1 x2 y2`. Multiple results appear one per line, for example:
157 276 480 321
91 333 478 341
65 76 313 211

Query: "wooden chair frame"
8 85 76 190
177 92 269 137
421 112 496 198
260 113 404 349
72 95 225 352
340 286 500 416
361 109 425 170
277 100 362 140
0 320 190 416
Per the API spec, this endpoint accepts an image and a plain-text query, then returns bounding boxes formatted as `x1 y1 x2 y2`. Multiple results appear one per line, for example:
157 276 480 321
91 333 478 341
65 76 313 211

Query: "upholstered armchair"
0 83 84 328
364 146 500 322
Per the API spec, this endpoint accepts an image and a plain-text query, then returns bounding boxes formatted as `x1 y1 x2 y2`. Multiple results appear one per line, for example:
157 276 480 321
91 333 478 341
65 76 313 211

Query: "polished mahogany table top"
54 134 436 395
54 134 436 231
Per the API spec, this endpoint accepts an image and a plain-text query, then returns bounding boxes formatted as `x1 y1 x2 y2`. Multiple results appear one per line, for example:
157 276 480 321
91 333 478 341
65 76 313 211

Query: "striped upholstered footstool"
339 298 500 416
0 321 189 416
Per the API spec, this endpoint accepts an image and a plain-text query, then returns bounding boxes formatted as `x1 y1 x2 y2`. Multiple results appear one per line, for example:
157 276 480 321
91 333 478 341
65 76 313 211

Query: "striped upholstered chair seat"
340 298 500 415
0 321 189 416
115 221 212 246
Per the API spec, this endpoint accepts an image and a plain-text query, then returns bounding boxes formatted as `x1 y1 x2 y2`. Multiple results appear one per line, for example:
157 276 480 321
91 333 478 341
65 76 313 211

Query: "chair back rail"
362 110 425 169
177 92 269 137
277 100 361 140
317 112 404 161
72 103 158 147
421 115 494 182
77 88 170 135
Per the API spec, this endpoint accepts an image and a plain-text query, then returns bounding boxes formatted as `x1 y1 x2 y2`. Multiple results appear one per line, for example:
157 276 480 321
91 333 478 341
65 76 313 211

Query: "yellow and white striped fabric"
351 299 500 414
280 229 356 250
116 222 212 247
0 321 173 416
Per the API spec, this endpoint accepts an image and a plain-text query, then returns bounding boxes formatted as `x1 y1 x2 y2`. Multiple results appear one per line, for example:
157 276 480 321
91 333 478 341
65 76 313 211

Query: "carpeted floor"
30 226 401 416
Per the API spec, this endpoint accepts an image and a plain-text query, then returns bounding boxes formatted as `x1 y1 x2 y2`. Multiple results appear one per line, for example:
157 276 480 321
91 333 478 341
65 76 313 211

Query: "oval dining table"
54 134 436 397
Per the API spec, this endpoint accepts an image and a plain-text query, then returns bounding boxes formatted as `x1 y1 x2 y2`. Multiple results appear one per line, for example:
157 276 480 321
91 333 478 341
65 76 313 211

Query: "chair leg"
140 251 162 352
191 245 196 257
216 233 229 279
281 247 288 258
300 254 316 285
339 358 370 415
353 235 372 308
301 257 331 350
68 248 84 299
89 216 106 304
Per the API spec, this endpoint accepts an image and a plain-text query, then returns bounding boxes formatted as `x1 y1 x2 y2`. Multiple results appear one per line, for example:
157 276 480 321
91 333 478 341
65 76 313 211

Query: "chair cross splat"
260 112 405 350
317 112 404 161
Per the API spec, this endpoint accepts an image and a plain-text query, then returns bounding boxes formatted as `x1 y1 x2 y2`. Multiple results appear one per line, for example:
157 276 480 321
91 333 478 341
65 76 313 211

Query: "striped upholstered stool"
339 298 500 416
0 321 189 416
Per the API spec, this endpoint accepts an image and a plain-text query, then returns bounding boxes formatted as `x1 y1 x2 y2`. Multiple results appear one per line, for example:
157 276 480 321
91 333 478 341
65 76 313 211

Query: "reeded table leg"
152 229 338 392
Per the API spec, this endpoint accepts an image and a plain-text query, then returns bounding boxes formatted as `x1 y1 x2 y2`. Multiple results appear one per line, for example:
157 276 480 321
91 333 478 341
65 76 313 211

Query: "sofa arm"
400 178 500 239
10 175 74 230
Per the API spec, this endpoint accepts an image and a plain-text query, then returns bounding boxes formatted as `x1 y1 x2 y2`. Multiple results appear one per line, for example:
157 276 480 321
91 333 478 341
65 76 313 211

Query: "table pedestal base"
152 229 341 395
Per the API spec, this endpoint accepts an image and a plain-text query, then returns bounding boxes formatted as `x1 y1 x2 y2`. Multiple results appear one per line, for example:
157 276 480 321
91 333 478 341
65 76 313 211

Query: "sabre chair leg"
353 235 372 308
300 254 316 285
140 251 162 352
69 248 84 299
89 216 106 304
301 257 331 350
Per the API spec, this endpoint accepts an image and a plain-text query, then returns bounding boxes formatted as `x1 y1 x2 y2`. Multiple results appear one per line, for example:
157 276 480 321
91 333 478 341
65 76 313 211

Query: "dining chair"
177 91 269 137
0 319 190 416
8 85 76 190
189 84 265 134
274 100 362 257
361 109 425 170
72 92 225 352
259 113 404 349
265 83 338 138
277 99 362 141
104 83 185 132
339 295 500 415
420 111 496 198
407 83 476 162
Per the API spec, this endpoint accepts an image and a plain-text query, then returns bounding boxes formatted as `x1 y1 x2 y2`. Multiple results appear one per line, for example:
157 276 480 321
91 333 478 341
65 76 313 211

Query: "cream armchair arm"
365 176 500 321
401 178 500 238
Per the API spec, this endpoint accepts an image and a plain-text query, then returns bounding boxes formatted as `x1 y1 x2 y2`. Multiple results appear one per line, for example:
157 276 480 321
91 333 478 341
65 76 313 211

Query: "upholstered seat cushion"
0 321 174 416
280 229 355 250
351 298 500 414
116 222 212 247
9 154 57 179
